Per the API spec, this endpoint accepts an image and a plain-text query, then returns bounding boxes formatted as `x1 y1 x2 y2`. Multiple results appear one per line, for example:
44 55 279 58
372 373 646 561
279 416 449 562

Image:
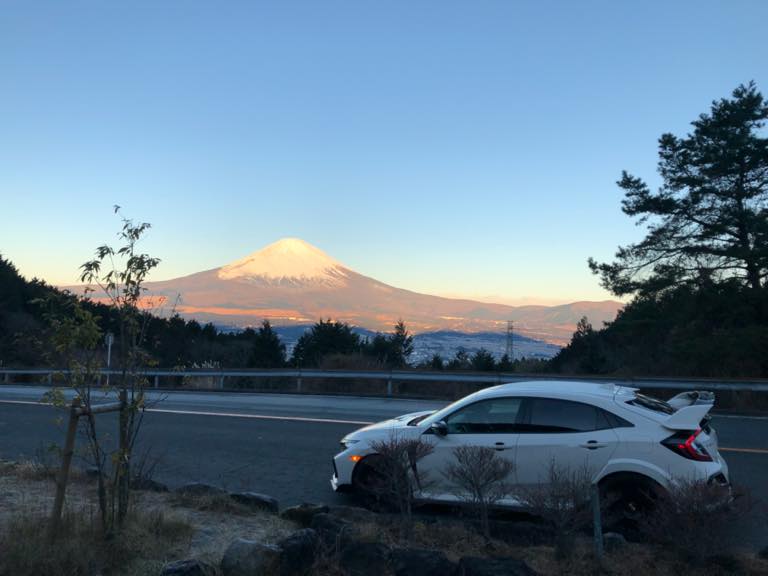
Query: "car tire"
600 475 661 541
351 456 387 510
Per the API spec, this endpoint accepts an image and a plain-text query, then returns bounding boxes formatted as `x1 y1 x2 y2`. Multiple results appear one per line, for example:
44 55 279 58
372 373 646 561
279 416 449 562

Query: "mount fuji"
128 238 622 346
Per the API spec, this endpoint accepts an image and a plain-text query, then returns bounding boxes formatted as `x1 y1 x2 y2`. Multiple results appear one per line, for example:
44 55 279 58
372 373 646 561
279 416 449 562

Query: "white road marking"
0 399 373 426
713 414 768 421
720 447 768 455
147 407 374 426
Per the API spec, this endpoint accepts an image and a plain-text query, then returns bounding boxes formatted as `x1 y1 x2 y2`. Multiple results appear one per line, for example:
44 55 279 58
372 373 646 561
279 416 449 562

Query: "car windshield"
420 393 484 425
627 393 675 415
407 412 434 426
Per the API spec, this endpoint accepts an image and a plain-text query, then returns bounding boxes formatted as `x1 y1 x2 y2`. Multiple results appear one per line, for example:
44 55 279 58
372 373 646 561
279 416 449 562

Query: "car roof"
474 380 636 401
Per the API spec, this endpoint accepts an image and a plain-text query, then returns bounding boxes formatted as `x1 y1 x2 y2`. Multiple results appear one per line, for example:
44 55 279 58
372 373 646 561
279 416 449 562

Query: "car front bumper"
331 448 357 492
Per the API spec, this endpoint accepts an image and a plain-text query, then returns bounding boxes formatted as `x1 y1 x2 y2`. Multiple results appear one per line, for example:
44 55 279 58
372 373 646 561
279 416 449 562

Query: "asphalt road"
1 385 767 548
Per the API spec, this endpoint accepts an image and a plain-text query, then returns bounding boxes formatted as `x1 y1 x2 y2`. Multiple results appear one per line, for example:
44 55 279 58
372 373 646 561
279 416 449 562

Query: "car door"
418 397 522 500
513 397 620 492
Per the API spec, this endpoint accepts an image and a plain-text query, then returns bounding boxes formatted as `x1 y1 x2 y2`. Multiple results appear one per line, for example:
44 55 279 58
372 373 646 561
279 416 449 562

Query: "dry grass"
523 539 768 576
0 460 296 576
313 512 768 576
170 490 254 515
0 505 195 576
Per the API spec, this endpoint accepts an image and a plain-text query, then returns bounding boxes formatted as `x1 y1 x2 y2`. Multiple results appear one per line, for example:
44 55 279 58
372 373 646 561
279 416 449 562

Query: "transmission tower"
505 320 514 359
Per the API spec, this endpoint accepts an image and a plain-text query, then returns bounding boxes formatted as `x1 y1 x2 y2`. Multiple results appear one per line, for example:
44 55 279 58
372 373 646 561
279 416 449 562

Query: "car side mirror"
429 421 448 436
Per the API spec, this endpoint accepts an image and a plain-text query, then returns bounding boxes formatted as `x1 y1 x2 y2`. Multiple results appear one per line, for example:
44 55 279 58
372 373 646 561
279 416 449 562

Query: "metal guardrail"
1 367 767 394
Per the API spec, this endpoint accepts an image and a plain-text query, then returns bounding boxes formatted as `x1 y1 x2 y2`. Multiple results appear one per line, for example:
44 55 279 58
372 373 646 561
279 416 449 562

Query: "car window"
444 398 522 434
602 409 634 428
522 398 606 433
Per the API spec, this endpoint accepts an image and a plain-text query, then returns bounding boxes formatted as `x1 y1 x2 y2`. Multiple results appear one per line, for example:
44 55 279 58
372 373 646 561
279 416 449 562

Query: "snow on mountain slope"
218 238 349 286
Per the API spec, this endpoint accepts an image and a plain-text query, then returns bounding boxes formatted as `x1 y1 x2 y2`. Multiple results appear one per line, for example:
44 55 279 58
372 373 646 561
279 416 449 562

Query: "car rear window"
627 393 675 415
518 398 633 432
523 398 604 433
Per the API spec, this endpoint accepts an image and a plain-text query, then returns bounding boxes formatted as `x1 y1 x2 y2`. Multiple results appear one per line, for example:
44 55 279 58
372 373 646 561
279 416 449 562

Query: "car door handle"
494 442 505 451
580 441 607 450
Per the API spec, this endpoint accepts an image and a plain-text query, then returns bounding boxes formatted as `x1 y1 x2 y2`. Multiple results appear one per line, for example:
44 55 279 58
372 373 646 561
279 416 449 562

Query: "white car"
331 381 729 515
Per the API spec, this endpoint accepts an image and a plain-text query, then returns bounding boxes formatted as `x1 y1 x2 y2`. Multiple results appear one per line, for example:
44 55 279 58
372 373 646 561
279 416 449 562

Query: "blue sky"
2 1 766 303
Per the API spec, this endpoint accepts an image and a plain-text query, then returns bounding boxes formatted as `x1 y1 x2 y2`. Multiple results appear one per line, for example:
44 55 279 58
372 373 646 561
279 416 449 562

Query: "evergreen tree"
291 319 361 367
471 348 496 371
447 350 471 370
590 82 768 296
362 320 414 368
249 320 286 368
497 353 513 372
390 320 414 367
428 353 444 371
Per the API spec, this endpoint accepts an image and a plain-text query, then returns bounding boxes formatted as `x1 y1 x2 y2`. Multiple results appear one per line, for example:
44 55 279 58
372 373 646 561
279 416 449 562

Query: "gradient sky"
2 1 766 304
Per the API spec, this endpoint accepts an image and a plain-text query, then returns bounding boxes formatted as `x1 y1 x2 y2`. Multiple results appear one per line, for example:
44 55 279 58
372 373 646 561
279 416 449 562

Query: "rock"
326 505 375 523
391 548 456 576
492 520 553 546
458 557 539 576
132 477 169 492
176 482 227 497
278 528 320 576
709 554 744 572
221 539 281 576
161 559 218 576
281 503 329 527
339 541 391 576
190 526 217 550
602 532 627 552
230 491 279 515
310 513 354 551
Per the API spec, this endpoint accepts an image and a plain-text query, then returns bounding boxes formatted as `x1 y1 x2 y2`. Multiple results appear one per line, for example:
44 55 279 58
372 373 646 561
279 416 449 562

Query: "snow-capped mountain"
217 238 349 287
124 238 622 346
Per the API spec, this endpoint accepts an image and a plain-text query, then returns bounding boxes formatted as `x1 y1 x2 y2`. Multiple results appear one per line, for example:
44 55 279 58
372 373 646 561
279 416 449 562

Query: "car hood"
344 410 434 441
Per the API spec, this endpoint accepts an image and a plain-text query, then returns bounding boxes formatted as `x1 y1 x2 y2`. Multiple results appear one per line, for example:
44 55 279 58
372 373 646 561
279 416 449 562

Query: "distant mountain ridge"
66 238 623 346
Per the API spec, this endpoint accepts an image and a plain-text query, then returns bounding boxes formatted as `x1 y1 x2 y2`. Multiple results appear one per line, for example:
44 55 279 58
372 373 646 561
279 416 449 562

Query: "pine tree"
249 320 286 368
590 82 768 296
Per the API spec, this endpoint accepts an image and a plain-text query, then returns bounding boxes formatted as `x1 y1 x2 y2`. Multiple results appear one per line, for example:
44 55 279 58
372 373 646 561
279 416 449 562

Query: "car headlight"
341 437 360 449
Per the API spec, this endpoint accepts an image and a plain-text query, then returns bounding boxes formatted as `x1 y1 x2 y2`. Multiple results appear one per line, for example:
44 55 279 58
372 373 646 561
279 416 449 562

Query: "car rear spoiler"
667 390 715 410
663 402 714 431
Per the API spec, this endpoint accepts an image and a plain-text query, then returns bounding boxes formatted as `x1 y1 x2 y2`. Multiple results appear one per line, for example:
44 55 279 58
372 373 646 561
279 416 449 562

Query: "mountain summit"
218 238 348 286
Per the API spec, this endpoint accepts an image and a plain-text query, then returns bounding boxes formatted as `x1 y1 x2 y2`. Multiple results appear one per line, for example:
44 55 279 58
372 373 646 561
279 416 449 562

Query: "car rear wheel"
600 475 662 540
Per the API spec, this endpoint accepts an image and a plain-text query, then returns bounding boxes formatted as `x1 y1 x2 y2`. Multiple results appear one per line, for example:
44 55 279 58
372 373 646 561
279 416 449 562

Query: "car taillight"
661 428 713 462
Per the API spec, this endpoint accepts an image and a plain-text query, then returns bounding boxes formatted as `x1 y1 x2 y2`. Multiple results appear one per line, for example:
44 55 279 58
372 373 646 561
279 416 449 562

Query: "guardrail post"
296 370 302 393
3 372 9 384
219 374 225 389
154 375 159 389
47 372 53 385
387 372 393 396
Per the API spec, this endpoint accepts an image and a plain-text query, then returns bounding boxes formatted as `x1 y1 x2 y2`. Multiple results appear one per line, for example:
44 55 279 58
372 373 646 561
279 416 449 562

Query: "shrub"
518 461 592 559
639 479 758 563
365 435 435 540
443 446 515 540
